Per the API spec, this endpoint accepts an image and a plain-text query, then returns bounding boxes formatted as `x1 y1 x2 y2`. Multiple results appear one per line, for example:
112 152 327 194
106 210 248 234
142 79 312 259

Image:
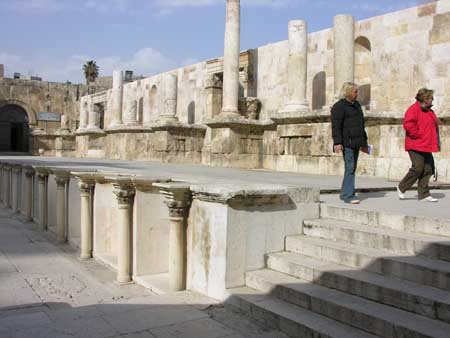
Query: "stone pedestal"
220 0 241 118
24 168 34 221
36 171 48 231
155 183 191 291
159 74 179 123
110 70 124 127
280 20 309 113
79 180 94 260
333 14 355 100
113 183 135 284
55 174 69 243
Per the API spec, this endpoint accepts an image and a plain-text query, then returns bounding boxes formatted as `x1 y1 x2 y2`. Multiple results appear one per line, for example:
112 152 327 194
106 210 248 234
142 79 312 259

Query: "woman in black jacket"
331 82 369 204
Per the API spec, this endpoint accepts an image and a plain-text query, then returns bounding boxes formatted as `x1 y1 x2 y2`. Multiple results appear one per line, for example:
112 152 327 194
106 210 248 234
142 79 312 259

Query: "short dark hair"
415 88 434 103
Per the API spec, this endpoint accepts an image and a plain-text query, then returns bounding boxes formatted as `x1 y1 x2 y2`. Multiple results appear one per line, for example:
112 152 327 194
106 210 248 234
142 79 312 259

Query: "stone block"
430 12 450 45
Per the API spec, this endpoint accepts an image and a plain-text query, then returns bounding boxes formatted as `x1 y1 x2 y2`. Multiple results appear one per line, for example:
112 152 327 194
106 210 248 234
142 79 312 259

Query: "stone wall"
44 1 450 182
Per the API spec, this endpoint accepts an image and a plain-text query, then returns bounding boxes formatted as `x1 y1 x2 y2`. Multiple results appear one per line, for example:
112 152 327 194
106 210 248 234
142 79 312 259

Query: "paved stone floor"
0 208 288 338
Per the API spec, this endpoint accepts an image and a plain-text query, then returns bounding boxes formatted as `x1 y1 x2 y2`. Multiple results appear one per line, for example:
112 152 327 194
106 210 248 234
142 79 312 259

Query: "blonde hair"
339 82 358 100
415 88 434 103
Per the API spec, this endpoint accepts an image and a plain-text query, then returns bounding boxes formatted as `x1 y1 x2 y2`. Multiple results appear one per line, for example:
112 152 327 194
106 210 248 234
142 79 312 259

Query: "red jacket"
403 101 439 153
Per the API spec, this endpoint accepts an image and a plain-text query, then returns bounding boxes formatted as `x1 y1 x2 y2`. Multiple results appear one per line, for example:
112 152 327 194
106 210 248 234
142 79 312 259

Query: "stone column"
333 14 355 100
113 183 135 284
0 165 3 206
24 169 34 221
159 74 178 123
11 167 21 213
36 171 48 231
281 20 309 113
79 181 94 260
155 183 191 291
87 105 99 130
110 70 124 127
55 175 69 243
4 166 11 209
220 0 241 118
79 100 88 130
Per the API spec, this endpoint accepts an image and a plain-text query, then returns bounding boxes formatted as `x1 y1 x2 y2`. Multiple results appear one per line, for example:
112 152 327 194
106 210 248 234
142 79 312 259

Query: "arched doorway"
0 104 30 152
355 36 372 109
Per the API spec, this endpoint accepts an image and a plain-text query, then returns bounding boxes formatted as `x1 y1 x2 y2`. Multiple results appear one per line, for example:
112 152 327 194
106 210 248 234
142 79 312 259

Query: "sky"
0 0 434 84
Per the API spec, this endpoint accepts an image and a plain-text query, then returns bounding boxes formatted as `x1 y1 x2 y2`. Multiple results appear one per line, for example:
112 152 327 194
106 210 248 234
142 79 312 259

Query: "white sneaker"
397 186 405 200
420 196 438 202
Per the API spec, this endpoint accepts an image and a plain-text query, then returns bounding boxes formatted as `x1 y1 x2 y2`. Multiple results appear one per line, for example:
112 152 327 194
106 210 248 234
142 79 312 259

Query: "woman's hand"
334 144 343 153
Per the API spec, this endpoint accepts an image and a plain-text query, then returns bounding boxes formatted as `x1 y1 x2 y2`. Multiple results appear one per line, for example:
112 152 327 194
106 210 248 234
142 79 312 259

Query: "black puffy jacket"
331 99 368 149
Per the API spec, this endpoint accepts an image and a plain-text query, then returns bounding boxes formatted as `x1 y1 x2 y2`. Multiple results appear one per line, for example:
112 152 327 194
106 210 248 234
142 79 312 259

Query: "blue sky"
0 0 431 83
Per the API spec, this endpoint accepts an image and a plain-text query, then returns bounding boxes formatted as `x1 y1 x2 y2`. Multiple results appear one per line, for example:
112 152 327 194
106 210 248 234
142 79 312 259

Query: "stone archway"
0 104 30 152
355 36 372 109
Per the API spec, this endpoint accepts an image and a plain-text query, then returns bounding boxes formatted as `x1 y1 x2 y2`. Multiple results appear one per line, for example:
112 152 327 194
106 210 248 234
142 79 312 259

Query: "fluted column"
220 0 241 118
36 171 48 230
155 183 191 291
87 106 99 129
333 14 355 100
55 175 69 243
24 168 34 221
159 74 178 123
281 20 309 113
113 183 135 284
79 180 94 260
110 70 124 127
0 165 5 206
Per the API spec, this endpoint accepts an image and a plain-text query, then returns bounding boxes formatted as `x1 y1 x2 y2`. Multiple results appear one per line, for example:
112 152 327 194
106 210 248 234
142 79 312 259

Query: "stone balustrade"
0 158 319 299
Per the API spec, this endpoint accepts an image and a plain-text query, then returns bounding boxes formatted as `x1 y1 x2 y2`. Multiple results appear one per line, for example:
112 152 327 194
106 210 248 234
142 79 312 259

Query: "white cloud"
0 48 176 83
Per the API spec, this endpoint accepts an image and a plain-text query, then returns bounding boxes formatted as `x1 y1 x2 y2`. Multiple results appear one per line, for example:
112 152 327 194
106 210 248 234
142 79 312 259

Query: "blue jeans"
340 147 359 202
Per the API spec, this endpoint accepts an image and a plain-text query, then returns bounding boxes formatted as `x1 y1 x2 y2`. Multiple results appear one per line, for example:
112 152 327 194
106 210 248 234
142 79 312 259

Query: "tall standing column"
55 175 69 243
24 169 34 221
37 171 48 231
113 183 135 284
79 100 88 130
159 74 178 123
281 20 309 113
155 183 191 291
220 0 241 118
79 181 94 260
110 70 124 127
333 14 355 100
0 165 4 206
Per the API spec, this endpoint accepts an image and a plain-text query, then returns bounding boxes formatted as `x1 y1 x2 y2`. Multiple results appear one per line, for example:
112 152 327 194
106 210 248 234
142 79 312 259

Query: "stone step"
266 251 450 323
320 204 450 238
303 218 450 261
225 287 381 338
286 235 450 291
246 269 450 338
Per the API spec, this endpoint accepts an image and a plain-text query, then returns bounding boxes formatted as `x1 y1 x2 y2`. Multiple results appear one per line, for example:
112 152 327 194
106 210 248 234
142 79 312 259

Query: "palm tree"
83 60 99 85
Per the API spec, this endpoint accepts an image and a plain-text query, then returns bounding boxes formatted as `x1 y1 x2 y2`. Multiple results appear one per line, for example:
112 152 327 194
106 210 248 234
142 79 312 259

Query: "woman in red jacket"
397 88 440 202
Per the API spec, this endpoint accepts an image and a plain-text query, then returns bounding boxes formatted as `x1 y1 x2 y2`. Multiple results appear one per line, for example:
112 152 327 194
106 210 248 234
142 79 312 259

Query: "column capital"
78 180 94 195
154 183 191 218
24 168 35 178
55 175 70 187
113 184 135 207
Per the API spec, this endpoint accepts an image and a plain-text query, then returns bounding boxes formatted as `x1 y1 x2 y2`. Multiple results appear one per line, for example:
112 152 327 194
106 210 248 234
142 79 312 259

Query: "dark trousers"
398 150 433 200
340 147 359 202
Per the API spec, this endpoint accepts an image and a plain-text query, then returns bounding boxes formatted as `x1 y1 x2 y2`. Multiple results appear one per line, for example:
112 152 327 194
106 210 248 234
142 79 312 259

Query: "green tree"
83 60 99 85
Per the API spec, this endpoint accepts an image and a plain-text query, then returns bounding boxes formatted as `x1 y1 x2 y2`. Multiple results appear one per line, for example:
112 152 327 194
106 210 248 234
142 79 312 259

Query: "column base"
219 110 242 119
279 101 309 114
116 276 133 285
79 253 92 260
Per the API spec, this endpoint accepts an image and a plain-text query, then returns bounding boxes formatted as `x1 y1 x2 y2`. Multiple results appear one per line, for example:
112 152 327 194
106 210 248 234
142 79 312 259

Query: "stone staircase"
226 202 450 338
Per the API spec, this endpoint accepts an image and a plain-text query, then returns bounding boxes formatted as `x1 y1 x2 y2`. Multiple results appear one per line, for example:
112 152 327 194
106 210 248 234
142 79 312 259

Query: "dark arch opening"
355 36 372 109
188 101 195 124
312 71 326 110
0 104 29 152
